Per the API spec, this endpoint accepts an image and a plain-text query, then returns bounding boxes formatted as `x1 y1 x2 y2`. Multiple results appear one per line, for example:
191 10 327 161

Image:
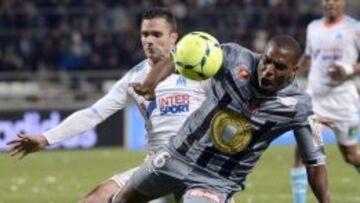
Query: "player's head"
257 35 301 92
322 0 346 22
141 7 178 63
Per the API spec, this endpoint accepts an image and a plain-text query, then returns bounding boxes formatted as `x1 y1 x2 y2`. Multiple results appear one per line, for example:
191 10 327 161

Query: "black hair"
142 7 177 32
268 35 302 61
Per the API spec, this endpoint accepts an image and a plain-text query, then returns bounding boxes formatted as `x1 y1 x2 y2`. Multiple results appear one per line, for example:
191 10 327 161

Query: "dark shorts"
130 149 237 203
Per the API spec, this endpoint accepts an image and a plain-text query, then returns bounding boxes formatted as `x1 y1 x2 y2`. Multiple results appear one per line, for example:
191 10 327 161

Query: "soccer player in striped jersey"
110 35 331 203
291 1 360 203
7 7 211 203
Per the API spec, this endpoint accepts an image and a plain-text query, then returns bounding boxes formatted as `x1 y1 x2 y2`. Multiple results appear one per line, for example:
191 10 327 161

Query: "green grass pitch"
1 145 359 203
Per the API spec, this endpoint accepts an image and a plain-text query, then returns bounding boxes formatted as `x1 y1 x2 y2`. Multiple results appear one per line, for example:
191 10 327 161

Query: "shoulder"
344 15 360 30
292 92 313 124
111 59 149 87
128 59 149 74
278 83 313 123
221 43 257 57
344 15 359 24
307 18 323 30
120 59 149 80
220 43 259 72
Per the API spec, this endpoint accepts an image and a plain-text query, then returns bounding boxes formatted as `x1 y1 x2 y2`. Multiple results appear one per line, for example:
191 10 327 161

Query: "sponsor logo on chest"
159 94 190 115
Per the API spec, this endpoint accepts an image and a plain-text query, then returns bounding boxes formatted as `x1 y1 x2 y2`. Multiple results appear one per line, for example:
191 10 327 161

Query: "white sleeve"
43 108 103 144
355 22 360 52
304 23 313 56
43 72 133 144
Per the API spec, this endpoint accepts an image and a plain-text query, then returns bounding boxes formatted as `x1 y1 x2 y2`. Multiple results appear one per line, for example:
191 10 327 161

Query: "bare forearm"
307 165 330 203
143 57 174 90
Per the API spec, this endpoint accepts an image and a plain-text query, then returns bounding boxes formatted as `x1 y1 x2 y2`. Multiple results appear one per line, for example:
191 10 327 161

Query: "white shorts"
327 119 359 146
309 84 360 122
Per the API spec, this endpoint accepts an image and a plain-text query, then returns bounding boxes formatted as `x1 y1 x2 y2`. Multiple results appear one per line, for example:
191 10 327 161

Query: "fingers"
130 83 146 94
9 146 23 157
6 134 29 146
19 151 29 160
6 139 21 145
317 116 335 128
144 93 155 100
129 83 156 100
6 134 34 159
328 64 346 81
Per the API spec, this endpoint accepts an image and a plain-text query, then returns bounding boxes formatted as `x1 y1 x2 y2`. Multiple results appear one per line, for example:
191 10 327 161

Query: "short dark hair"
142 7 177 32
268 35 301 61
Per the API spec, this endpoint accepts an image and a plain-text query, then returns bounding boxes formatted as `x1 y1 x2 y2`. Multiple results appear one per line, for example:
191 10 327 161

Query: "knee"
77 195 97 203
79 191 112 203
343 153 357 165
76 198 86 203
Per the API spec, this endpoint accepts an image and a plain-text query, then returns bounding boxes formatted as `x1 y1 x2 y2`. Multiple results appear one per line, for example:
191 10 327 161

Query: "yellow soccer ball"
173 32 223 81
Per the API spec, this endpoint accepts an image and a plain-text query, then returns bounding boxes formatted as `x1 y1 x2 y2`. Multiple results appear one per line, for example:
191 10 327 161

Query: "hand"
7 134 49 159
130 83 155 100
328 63 347 82
316 116 335 128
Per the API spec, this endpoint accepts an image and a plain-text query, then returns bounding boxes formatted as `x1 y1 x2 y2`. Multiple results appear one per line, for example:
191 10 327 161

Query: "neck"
325 14 344 25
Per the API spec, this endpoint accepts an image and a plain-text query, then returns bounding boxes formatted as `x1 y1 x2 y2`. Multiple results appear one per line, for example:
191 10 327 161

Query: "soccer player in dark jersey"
109 35 331 203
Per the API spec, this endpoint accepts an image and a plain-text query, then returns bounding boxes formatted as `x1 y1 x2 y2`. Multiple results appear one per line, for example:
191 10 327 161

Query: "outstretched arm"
294 125 330 203
7 71 133 159
7 108 104 159
7 134 49 159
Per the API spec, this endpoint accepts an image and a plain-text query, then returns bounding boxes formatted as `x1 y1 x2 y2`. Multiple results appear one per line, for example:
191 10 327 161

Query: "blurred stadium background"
1 0 360 202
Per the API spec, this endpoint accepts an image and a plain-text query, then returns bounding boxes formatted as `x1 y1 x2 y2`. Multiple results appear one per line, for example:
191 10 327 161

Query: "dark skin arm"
131 56 175 100
306 165 331 203
294 125 331 203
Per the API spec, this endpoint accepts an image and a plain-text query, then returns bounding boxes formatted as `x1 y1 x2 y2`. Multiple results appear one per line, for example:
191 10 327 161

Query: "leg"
111 150 185 203
338 144 360 172
333 121 360 173
110 181 153 203
77 168 139 203
291 146 308 203
77 180 120 203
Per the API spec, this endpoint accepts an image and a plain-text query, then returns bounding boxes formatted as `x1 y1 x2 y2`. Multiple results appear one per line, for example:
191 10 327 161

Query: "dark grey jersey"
169 43 325 190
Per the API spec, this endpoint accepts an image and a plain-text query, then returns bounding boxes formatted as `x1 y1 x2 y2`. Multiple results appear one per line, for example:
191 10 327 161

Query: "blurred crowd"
0 0 359 72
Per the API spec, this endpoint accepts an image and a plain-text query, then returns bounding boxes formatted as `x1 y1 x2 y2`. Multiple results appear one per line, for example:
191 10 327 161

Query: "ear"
170 32 178 46
292 65 300 76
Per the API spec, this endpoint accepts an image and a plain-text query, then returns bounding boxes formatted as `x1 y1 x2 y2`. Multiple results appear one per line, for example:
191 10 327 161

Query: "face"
322 0 345 21
257 43 299 92
141 17 177 63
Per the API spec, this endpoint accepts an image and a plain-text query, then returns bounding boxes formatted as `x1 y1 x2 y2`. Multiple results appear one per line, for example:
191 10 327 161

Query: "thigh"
130 151 185 199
